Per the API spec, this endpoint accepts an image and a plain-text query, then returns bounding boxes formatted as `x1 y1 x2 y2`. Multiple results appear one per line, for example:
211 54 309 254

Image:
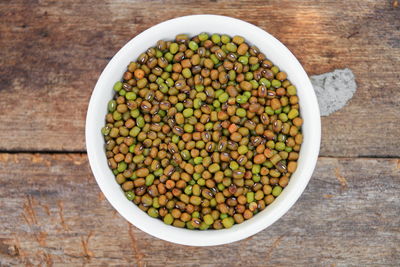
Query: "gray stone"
310 68 357 116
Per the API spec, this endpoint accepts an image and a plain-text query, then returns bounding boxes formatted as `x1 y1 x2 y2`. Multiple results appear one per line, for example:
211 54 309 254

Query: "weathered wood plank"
0 153 398 266
0 0 399 156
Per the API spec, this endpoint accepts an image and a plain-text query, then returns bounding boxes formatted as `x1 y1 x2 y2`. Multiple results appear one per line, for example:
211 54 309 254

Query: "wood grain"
0 153 399 266
0 0 399 156
1 1 399 265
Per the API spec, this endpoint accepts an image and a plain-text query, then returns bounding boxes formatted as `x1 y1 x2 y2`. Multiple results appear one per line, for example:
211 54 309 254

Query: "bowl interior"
86 14 321 246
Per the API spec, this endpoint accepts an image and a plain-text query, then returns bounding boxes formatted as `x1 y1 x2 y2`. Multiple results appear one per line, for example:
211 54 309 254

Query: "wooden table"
1 0 399 266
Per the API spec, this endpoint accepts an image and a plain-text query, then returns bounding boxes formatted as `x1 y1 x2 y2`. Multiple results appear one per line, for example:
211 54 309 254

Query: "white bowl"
86 14 321 246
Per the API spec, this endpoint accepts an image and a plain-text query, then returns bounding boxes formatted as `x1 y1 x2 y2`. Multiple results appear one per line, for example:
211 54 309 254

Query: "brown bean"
136 168 149 177
237 43 249 55
287 161 297 173
243 209 253 219
270 98 281 110
240 81 252 91
114 153 125 163
253 154 266 164
122 181 134 191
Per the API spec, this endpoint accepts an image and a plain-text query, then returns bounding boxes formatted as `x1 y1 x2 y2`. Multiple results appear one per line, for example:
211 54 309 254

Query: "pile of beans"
102 33 303 229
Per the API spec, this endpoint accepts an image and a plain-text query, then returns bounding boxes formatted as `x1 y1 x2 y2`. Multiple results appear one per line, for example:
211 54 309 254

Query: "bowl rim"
86 14 321 246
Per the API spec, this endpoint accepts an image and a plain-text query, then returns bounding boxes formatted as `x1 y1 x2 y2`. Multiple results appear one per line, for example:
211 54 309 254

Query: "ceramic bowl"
86 14 321 246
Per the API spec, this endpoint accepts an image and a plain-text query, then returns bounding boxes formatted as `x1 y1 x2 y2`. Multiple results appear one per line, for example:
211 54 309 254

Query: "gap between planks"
0 150 398 160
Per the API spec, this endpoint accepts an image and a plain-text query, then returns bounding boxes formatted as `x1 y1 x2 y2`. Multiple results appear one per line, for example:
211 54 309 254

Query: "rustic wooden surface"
0 154 399 266
0 0 399 157
0 0 399 266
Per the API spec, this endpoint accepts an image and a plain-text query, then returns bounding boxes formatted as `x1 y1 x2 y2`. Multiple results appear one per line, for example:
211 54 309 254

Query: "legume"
102 33 303 230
